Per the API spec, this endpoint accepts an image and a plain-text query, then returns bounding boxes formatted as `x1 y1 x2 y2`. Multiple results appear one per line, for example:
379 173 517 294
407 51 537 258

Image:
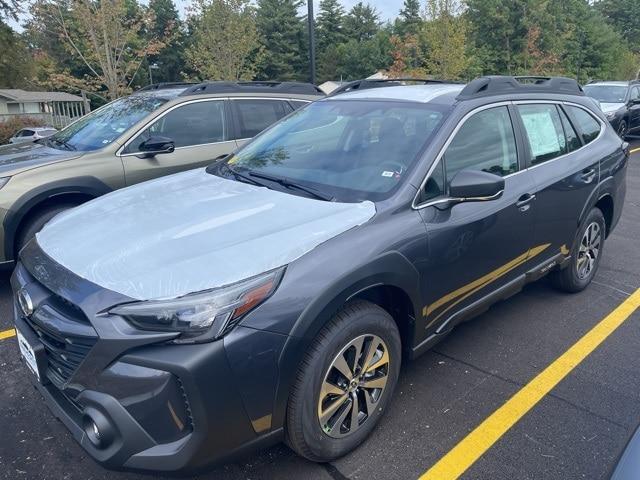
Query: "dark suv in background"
0 81 323 269
583 80 640 137
11 76 628 473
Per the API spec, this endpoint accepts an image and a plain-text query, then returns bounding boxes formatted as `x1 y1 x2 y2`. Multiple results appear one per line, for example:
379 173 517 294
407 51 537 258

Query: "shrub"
0 117 48 145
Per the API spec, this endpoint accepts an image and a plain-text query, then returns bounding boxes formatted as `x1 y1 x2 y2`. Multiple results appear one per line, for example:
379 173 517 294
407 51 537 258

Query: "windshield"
583 85 628 104
42 95 168 152
216 100 450 202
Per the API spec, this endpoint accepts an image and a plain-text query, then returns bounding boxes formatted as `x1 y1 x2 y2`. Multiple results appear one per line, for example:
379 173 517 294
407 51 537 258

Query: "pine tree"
317 0 346 51
343 2 380 42
316 0 346 81
255 0 307 81
396 0 422 36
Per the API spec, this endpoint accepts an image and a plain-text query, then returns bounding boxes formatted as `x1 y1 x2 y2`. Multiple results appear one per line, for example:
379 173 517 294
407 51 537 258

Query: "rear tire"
551 207 605 293
16 204 76 255
285 300 401 462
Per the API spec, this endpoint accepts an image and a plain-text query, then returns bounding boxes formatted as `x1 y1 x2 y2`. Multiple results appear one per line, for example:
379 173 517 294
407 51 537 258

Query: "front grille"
22 302 97 387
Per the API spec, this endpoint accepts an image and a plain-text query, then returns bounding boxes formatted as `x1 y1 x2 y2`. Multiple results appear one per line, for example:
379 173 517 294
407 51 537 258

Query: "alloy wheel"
317 334 390 438
618 121 628 138
576 221 601 280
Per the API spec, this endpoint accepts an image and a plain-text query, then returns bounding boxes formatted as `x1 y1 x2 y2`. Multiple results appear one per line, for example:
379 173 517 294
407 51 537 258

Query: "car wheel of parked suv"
286 300 401 461
617 120 628 139
551 207 606 293
16 204 76 255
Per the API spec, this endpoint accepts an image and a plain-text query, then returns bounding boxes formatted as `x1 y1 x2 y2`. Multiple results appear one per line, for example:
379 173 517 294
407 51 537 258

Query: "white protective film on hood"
37 168 376 300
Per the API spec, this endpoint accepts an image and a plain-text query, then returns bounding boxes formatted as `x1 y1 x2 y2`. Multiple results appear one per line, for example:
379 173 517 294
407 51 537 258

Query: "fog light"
82 408 114 449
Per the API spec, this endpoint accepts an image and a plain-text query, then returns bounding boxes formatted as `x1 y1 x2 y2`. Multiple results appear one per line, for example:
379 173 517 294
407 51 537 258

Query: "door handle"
516 193 536 209
580 168 596 183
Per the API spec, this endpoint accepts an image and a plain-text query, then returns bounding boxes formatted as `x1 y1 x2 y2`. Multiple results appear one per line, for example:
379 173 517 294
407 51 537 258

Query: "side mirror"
138 136 175 157
449 170 504 201
629 98 640 105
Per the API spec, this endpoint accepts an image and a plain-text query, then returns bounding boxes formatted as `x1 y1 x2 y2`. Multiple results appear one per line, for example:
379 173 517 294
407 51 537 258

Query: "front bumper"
10 242 288 473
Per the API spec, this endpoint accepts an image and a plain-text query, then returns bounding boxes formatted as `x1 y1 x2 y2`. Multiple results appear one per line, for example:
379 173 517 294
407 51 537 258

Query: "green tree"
147 0 186 83
422 0 468 80
396 0 422 36
186 0 260 81
0 23 33 87
316 0 347 81
595 0 640 53
28 0 163 99
336 30 393 80
343 2 381 41
553 0 636 82
255 0 307 81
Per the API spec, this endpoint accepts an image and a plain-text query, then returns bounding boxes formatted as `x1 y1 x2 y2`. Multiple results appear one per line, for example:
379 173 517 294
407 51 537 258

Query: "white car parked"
9 127 58 144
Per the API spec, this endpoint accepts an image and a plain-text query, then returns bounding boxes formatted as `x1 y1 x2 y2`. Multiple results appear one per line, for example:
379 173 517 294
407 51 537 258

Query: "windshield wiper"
225 164 268 187
50 138 76 151
248 171 335 202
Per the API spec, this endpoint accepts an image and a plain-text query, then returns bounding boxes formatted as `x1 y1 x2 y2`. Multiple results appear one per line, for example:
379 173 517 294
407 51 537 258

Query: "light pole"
307 0 316 85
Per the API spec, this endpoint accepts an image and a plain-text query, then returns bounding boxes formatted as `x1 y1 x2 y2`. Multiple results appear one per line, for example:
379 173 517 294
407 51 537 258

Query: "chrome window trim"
411 101 511 210
116 97 229 157
412 100 606 210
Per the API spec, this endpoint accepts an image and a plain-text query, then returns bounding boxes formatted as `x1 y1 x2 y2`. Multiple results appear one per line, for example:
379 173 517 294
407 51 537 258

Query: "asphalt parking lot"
0 141 639 480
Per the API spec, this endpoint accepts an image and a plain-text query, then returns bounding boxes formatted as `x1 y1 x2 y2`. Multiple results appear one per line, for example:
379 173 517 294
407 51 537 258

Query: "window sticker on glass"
520 110 561 158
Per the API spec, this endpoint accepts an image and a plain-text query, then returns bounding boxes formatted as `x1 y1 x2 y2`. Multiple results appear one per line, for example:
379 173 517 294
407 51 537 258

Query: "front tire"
16 204 76 255
551 207 605 293
617 120 628 139
285 300 401 462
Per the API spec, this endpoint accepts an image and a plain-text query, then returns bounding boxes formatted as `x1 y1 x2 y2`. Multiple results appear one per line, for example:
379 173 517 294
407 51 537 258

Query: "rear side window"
566 106 601 144
558 107 581 152
517 104 568 165
233 99 288 139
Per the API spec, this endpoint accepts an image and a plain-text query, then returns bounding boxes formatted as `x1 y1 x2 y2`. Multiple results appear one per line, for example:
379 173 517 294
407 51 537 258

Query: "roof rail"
330 78 460 96
179 81 324 97
137 82 197 92
457 75 584 100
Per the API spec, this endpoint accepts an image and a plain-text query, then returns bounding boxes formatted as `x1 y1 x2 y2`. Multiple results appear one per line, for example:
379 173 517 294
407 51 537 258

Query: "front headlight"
110 267 284 340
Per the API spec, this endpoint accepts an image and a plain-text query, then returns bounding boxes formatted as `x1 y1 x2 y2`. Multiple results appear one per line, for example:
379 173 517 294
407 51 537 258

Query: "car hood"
0 141 81 175
599 102 625 114
36 169 376 300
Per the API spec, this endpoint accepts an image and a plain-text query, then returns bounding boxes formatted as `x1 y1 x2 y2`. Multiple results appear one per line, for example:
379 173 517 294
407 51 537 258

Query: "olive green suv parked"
0 81 323 268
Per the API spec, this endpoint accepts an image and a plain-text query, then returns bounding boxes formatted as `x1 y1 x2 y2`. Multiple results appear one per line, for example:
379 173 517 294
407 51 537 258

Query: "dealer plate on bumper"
16 328 41 381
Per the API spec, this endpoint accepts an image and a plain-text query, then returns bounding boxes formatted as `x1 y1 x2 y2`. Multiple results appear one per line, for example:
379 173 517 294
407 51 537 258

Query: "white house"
0 89 88 128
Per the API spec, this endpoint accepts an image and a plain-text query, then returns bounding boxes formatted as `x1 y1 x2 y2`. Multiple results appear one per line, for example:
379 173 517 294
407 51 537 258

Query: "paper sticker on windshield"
381 171 394 177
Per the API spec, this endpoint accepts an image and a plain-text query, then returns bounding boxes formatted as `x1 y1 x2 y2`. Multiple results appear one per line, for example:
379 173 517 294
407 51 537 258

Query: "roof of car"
586 81 632 87
328 84 465 104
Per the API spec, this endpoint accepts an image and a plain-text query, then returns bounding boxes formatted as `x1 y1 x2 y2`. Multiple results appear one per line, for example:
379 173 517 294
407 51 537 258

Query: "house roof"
0 89 83 103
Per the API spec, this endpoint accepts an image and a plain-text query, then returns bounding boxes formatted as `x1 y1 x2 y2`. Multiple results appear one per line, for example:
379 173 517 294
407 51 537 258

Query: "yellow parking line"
419 287 640 480
0 328 16 340
630 147 640 154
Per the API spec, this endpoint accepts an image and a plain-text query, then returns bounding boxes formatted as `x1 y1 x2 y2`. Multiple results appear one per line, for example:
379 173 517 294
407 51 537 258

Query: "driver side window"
423 106 518 201
123 100 226 154
630 87 640 102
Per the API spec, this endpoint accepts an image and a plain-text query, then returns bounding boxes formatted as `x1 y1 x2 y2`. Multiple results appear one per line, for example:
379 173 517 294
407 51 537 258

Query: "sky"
9 0 406 31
